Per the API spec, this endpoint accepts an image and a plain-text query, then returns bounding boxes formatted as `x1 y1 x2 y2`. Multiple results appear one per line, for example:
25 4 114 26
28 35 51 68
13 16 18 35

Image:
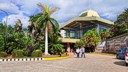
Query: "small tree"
75 40 85 49
82 28 100 52
100 29 109 42
0 35 4 51
0 23 4 51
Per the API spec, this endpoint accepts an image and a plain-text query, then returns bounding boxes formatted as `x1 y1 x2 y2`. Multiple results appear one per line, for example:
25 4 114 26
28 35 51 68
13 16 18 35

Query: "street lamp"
0 9 8 50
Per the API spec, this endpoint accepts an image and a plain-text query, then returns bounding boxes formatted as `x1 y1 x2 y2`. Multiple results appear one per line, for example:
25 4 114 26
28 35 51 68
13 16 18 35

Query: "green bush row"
32 50 42 57
12 49 42 58
0 51 7 58
12 50 24 58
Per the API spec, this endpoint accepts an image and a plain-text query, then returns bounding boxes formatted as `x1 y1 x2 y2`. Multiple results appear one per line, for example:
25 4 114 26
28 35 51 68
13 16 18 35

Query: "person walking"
79 47 82 58
81 46 85 58
76 48 80 58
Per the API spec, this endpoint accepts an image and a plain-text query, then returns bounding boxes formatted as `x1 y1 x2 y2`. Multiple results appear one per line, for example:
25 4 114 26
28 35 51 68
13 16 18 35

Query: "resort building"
60 10 114 52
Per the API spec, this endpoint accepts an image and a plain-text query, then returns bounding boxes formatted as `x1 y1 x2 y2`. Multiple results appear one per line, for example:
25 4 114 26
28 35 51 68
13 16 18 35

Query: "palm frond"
37 3 46 12
49 8 59 16
50 18 59 33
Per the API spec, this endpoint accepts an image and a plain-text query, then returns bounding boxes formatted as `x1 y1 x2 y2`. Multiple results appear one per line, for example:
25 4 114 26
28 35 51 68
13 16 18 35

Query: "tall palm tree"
37 3 59 55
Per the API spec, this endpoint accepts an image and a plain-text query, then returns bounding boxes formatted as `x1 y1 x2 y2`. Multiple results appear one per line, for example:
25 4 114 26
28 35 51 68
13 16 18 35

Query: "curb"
0 58 44 62
0 56 70 62
44 56 70 60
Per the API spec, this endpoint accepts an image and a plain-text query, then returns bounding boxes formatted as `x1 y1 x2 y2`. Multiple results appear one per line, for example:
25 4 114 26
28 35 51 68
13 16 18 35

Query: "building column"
80 23 83 38
67 43 71 55
80 29 83 38
97 24 100 34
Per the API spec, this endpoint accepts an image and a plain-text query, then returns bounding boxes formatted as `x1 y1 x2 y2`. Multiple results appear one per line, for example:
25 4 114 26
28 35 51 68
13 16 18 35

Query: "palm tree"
28 15 42 47
15 19 23 33
37 3 59 55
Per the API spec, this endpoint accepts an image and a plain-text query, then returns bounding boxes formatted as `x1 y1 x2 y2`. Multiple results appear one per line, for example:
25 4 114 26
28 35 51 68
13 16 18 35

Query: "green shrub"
0 35 4 51
0 51 7 57
32 50 42 57
49 44 64 55
12 50 24 58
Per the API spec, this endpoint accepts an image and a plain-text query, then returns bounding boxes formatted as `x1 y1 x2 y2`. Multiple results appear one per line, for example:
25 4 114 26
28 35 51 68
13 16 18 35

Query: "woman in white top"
76 48 80 58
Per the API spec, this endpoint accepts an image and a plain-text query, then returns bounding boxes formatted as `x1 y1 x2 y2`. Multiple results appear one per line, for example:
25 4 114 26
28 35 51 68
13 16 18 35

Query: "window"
70 31 75 38
65 30 69 38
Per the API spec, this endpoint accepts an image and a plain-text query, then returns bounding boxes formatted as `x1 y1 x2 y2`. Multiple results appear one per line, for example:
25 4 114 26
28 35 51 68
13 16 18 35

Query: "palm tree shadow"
114 61 126 66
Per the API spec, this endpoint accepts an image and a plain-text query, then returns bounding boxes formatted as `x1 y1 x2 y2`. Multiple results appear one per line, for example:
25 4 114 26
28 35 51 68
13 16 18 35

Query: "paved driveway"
0 54 128 72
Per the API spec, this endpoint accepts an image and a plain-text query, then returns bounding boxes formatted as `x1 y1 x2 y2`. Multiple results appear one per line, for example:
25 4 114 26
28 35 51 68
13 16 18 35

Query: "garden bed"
0 54 68 59
42 54 68 58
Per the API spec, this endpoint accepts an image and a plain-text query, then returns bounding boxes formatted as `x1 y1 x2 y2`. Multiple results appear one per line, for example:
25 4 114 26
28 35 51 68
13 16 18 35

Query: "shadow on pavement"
114 61 126 66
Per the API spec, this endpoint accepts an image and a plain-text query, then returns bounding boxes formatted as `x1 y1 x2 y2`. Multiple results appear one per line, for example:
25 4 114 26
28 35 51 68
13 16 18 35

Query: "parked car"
125 48 128 66
116 48 127 60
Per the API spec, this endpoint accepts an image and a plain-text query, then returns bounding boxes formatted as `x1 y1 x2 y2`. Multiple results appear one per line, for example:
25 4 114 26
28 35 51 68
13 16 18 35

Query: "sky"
0 0 128 28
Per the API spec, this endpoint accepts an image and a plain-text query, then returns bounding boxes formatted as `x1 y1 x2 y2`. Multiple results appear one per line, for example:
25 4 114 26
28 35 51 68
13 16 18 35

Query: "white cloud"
0 2 20 14
42 0 128 24
0 0 128 26
18 0 43 15
2 13 29 28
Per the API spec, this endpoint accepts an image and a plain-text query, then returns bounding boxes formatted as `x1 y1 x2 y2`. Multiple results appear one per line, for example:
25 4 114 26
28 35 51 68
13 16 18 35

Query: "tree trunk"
45 27 48 55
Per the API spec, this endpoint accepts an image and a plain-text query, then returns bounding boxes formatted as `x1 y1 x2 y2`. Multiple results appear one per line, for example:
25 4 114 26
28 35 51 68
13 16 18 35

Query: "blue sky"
0 0 128 27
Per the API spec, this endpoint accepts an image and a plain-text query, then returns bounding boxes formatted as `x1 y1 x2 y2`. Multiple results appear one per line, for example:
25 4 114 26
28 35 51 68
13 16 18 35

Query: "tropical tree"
0 23 14 52
6 19 32 54
116 8 128 25
48 28 64 54
100 29 109 42
0 23 4 51
0 22 8 51
0 23 5 35
28 14 43 50
74 40 85 49
29 11 63 55
36 3 59 55
82 28 100 52
7 25 14 34
0 35 4 51
15 19 23 32
110 8 128 37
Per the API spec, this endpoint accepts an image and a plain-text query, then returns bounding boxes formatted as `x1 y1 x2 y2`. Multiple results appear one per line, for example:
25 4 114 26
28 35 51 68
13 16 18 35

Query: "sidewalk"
87 52 116 56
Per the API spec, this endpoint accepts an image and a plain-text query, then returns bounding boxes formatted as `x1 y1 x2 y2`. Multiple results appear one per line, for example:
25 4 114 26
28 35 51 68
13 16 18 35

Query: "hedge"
12 50 24 58
0 51 7 58
32 50 42 57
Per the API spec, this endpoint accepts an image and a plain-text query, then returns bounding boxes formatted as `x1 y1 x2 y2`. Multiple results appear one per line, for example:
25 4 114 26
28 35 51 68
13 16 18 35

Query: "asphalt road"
0 54 128 72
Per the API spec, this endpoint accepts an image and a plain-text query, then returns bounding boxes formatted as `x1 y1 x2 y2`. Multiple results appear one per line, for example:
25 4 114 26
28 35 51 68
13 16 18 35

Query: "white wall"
60 30 66 38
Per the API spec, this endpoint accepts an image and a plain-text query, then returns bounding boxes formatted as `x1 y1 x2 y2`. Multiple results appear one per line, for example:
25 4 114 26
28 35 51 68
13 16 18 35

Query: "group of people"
76 46 85 58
